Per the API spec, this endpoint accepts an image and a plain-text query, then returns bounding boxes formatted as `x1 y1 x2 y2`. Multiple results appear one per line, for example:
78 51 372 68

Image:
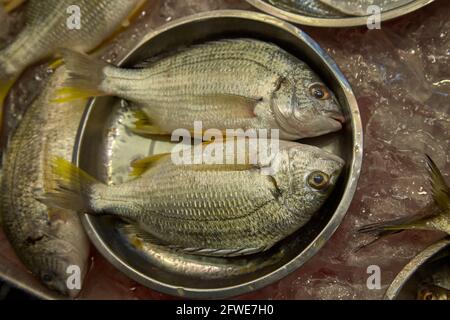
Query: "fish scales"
60 38 345 140
42 140 344 256
0 0 141 78
0 67 89 297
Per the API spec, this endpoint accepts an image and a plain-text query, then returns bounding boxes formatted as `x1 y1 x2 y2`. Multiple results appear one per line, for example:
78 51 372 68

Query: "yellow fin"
52 87 105 103
52 157 97 186
48 58 64 72
86 0 148 55
130 153 170 177
426 155 450 212
129 109 168 136
3 0 25 12
122 0 147 28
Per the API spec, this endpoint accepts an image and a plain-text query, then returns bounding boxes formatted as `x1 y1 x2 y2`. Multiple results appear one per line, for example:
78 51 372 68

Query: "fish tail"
39 157 100 212
53 49 109 103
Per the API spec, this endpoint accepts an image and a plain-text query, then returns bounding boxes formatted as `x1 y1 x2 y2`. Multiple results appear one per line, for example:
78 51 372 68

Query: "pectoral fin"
128 109 169 136
130 153 170 177
199 93 260 119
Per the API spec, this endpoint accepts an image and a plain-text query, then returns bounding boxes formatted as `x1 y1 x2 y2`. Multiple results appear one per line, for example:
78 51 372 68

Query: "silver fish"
0 66 90 297
0 0 143 81
41 139 344 257
117 223 285 280
319 0 414 16
57 38 345 140
268 0 345 17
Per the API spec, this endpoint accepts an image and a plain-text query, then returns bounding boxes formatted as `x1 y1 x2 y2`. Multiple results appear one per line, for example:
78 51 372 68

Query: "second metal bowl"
246 0 435 27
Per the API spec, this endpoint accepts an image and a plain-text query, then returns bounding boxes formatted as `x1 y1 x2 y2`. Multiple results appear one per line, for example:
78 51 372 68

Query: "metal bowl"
246 0 435 27
385 239 450 300
74 10 363 298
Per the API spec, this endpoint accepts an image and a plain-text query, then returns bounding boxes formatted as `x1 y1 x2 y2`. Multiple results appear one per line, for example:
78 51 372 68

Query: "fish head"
28 213 90 298
417 285 449 300
271 71 345 140
271 142 344 216
31 236 88 298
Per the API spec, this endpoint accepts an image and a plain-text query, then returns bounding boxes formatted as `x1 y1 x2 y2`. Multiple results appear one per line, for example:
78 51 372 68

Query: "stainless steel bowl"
385 239 450 300
246 0 435 27
75 10 363 298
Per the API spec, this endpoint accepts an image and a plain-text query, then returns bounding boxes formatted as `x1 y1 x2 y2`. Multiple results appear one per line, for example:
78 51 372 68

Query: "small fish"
56 39 345 140
319 0 414 16
117 223 285 280
417 284 450 300
0 66 90 297
358 155 450 237
268 0 345 18
39 140 344 257
0 0 145 124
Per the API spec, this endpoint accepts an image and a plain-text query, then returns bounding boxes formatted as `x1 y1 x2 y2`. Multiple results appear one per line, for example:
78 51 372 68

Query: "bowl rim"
245 0 435 27
384 238 450 300
76 10 363 299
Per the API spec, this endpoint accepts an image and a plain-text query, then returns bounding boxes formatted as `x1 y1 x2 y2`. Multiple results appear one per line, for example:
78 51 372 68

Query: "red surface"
0 0 448 299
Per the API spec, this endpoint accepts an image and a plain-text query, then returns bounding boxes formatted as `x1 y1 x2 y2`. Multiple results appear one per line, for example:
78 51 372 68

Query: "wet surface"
0 0 449 299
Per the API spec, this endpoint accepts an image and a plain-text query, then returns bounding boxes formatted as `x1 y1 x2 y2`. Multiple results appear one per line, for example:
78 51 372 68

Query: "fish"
268 0 345 18
319 0 414 16
429 263 450 291
55 38 345 140
117 223 285 280
39 139 345 257
0 0 145 113
417 284 450 300
0 66 90 298
358 155 450 237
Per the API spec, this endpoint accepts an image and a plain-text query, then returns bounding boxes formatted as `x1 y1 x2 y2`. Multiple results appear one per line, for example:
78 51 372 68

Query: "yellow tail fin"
38 157 100 212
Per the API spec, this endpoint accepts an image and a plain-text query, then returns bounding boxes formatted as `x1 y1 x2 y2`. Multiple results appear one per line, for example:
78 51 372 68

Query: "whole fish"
117 223 285 280
0 66 90 297
40 139 344 257
319 0 414 16
0 0 144 83
268 0 345 17
359 155 450 236
417 284 450 300
56 38 345 140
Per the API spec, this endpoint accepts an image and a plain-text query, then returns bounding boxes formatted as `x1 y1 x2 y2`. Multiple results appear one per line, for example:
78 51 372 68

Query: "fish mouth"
328 112 346 124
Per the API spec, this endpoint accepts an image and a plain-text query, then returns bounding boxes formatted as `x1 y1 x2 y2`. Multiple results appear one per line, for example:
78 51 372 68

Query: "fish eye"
41 272 54 283
309 83 331 100
307 171 330 190
422 292 434 300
